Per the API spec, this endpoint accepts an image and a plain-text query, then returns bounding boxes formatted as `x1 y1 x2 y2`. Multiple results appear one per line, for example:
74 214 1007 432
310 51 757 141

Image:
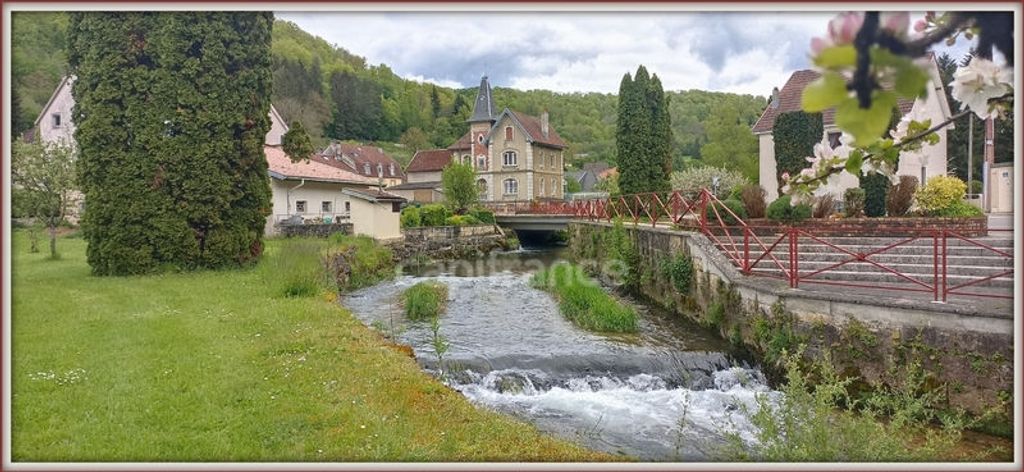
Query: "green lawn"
10 231 608 461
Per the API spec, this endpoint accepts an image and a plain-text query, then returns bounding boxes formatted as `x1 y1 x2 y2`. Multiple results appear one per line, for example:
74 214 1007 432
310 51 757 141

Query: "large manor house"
391 76 567 203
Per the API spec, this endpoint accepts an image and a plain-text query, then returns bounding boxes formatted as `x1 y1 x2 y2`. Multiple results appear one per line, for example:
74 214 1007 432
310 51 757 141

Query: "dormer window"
52 113 62 128
377 163 383 176
363 163 371 174
389 163 395 176
505 126 513 141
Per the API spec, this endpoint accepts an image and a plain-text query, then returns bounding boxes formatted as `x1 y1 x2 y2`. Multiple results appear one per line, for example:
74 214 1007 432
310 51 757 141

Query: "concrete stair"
711 234 1014 292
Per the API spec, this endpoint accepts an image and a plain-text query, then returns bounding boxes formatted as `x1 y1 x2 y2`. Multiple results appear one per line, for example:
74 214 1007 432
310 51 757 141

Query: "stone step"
734 251 1014 268
744 259 1014 278
706 233 1014 249
749 266 1013 289
736 243 1012 257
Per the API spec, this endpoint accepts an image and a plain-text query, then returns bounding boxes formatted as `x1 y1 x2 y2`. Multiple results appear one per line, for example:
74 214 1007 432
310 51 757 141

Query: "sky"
277 11 974 97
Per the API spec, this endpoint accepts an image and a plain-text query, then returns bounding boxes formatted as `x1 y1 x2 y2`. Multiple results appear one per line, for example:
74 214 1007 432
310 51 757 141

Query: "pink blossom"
913 19 927 32
810 36 831 55
880 12 910 37
781 172 790 181
827 12 864 45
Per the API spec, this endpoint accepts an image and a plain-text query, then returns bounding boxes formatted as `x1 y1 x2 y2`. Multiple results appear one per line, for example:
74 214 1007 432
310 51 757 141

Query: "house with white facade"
752 55 954 201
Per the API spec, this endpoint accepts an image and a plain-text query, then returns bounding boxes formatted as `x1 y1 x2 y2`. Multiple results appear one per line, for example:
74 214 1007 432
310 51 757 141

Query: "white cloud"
276 11 976 96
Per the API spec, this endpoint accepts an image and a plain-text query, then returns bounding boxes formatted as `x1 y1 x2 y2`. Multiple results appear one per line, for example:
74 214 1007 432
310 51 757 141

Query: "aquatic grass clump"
401 281 449 321
531 263 638 333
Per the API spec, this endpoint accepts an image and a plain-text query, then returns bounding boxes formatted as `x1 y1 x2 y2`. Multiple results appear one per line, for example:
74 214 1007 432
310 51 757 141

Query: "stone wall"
392 225 514 262
402 224 497 242
277 222 353 238
568 221 1012 415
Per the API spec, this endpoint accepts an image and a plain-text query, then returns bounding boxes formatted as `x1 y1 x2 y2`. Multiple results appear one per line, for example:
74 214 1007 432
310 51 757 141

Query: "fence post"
932 230 940 302
699 191 708 234
941 230 948 302
788 227 799 288
743 226 750 274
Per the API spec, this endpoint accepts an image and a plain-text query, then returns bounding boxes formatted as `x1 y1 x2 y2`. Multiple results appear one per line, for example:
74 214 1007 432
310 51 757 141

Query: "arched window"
477 155 486 169
503 178 518 195
505 126 513 141
477 178 487 194
503 150 517 167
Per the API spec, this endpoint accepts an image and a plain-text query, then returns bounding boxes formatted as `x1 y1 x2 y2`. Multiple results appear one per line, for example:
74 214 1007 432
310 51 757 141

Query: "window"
477 134 484 144
503 150 517 167
389 163 395 176
322 201 332 213
392 202 401 213
539 178 546 196
377 163 383 176
296 200 307 213
503 178 518 195
345 201 351 213
552 178 557 195
828 132 842 149
538 153 544 169
363 163 371 174
52 113 62 128
505 126 513 141
477 178 487 194
550 155 555 169
477 156 486 169
920 166 927 185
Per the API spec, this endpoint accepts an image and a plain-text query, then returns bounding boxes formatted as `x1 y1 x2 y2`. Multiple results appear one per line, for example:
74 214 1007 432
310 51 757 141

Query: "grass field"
9 231 609 461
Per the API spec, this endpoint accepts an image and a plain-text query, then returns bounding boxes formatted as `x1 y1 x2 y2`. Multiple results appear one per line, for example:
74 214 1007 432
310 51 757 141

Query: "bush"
843 188 866 217
705 198 748 225
400 206 422 228
812 194 837 219
860 173 891 217
968 179 983 196
766 196 811 223
401 281 448 321
469 208 496 224
772 111 824 189
445 214 481 226
669 165 749 200
419 204 452 227
270 239 327 297
327 234 395 291
929 200 984 218
661 254 694 294
739 185 767 219
531 263 638 333
886 175 918 217
915 176 967 214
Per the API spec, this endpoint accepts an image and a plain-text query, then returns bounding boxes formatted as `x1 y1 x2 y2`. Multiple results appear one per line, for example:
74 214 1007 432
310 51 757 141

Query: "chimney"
770 87 780 109
541 111 549 138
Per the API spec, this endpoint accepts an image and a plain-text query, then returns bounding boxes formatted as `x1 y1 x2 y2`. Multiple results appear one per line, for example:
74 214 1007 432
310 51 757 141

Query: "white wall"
350 198 402 240
989 164 1014 213
37 79 76 146
758 133 778 201
264 107 288 146
266 179 369 235
408 170 442 183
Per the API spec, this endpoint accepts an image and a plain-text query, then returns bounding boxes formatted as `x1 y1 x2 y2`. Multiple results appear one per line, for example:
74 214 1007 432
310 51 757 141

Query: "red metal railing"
484 189 1013 302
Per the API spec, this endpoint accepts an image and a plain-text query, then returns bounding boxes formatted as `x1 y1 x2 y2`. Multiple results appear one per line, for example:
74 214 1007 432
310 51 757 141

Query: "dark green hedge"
69 12 274 274
772 111 823 189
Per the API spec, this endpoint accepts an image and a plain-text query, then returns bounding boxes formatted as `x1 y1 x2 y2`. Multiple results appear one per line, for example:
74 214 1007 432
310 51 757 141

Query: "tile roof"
509 110 567 149
265 146 376 184
751 69 914 134
406 149 453 173
342 187 407 203
319 142 406 179
387 180 443 191
447 131 472 151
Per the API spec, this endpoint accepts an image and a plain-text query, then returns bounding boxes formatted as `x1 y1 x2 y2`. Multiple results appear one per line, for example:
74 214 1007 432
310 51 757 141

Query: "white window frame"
321 201 332 213
503 178 518 195
389 163 395 176
296 200 307 213
363 163 371 174
52 113 62 128
503 150 518 167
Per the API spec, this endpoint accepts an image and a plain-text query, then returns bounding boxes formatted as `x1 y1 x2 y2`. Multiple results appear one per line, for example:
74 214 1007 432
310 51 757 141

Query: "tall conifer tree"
616 65 672 196
68 12 274 275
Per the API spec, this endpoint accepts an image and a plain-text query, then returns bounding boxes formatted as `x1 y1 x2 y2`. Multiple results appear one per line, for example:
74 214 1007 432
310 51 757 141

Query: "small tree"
12 140 77 258
441 161 477 213
282 120 316 163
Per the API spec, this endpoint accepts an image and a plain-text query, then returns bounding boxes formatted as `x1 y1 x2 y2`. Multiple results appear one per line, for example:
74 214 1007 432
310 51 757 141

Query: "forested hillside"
11 13 766 174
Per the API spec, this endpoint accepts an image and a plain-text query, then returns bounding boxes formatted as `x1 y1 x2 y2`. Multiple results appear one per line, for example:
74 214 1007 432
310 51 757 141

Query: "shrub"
766 196 811 223
929 200 984 218
772 111 824 189
886 175 918 217
604 219 641 291
812 194 837 219
705 198 748 226
531 263 638 332
445 214 481 226
419 204 451 227
968 179 983 196
270 239 327 297
469 208 496 224
400 206 422 228
327 234 395 291
915 176 967 214
843 188 866 217
739 185 767 219
669 165 748 200
860 173 891 217
401 281 448 321
661 254 694 294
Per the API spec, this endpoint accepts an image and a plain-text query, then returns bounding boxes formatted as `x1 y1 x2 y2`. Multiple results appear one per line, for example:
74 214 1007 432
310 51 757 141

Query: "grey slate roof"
468 75 496 123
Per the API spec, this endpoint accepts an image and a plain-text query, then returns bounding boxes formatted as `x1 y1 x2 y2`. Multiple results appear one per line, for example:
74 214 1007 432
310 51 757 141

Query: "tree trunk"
29 227 40 253
48 224 57 259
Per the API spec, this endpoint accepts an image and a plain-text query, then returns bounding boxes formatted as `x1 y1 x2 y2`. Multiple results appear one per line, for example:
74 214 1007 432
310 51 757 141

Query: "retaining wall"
277 222 353 238
568 221 1012 414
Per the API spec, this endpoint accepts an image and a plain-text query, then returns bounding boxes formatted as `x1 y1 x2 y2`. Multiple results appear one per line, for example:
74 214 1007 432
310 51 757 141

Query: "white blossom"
950 57 1013 119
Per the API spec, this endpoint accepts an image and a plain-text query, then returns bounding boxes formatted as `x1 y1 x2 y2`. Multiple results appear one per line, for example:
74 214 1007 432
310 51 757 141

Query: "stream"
342 247 779 460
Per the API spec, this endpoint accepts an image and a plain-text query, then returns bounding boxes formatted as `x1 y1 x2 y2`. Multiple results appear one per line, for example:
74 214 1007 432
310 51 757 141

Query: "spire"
468 75 496 123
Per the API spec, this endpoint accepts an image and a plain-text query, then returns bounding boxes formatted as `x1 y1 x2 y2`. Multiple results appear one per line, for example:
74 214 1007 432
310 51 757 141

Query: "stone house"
317 142 406 188
403 76 567 202
752 55 954 202
388 149 450 203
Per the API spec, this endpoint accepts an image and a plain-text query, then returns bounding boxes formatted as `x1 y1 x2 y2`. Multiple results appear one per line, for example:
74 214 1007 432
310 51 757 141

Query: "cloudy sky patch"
278 11 972 97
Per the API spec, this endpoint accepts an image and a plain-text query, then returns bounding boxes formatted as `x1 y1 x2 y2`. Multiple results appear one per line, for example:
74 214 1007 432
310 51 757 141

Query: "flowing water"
343 247 779 460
